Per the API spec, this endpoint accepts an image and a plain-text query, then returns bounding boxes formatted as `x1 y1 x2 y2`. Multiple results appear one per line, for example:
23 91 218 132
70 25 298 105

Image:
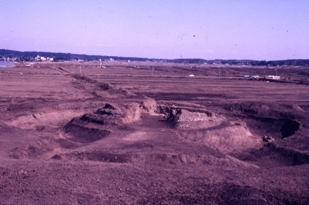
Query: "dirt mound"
62 101 156 144
71 74 139 97
158 106 216 129
71 74 97 84
63 121 110 143
159 106 262 153
5 110 85 130
62 103 122 143
175 109 224 130
178 125 262 154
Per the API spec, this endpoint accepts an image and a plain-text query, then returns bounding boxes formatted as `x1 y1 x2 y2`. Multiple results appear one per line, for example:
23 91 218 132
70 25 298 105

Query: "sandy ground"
0 62 309 204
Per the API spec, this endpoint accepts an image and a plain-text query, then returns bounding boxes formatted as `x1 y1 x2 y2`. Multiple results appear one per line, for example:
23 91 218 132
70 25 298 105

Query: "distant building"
251 75 260 79
266 75 280 80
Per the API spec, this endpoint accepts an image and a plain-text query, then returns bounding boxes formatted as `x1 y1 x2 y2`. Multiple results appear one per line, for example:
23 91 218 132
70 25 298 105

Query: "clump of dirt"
98 82 112 90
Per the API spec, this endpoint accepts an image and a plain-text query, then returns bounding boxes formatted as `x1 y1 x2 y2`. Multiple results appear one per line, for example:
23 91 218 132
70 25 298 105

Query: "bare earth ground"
0 62 309 204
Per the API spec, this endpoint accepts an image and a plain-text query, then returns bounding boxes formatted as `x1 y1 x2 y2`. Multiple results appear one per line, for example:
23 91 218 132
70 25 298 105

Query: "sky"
0 0 309 60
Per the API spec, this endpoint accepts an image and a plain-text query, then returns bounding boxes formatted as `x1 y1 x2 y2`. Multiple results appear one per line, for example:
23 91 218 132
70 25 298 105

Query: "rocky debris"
122 103 142 124
95 103 120 116
156 105 177 119
158 106 224 130
139 98 157 114
263 135 275 143
98 82 111 90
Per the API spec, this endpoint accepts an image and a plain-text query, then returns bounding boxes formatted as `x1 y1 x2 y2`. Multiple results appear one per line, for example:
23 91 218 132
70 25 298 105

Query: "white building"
266 75 280 80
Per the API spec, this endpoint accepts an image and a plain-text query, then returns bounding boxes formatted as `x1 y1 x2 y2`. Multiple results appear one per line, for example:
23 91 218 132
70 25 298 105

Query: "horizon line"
1 48 308 62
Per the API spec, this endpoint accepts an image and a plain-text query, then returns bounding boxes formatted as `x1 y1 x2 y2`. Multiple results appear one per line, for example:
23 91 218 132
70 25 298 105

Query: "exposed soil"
0 62 309 204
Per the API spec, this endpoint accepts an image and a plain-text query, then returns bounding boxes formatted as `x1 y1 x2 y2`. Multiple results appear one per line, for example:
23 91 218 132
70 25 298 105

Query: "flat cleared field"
0 62 309 204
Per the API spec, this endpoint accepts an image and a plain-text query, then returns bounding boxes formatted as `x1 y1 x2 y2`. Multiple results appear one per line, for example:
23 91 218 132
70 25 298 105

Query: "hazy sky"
1 0 308 60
